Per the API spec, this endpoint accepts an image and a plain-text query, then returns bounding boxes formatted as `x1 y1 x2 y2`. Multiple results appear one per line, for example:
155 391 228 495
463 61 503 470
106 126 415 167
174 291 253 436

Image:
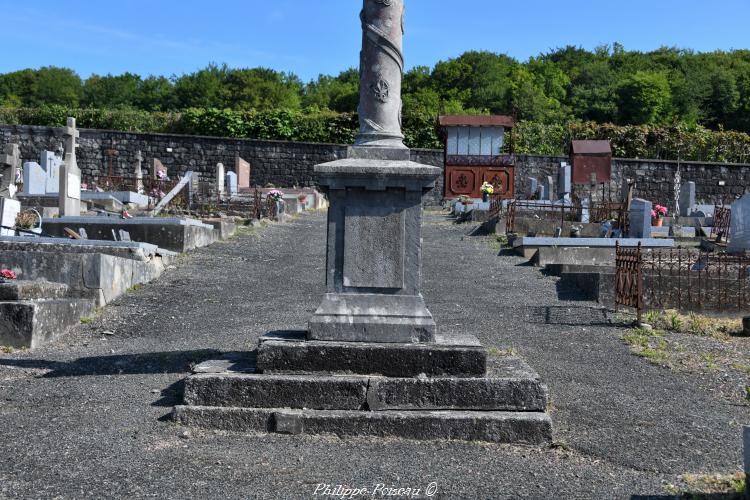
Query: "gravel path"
0 211 746 499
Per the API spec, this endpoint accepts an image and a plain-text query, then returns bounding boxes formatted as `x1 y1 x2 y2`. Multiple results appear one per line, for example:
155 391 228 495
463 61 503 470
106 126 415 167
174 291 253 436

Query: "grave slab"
0 280 69 301
0 298 96 349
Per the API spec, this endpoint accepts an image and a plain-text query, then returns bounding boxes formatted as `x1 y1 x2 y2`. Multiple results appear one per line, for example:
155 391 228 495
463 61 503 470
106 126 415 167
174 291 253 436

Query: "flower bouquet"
651 204 668 227
268 189 284 202
480 182 494 202
0 269 17 283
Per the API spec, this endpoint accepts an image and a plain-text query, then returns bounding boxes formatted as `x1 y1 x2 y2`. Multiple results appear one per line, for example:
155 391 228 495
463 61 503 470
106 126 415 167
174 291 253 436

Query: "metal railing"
616 243 750 318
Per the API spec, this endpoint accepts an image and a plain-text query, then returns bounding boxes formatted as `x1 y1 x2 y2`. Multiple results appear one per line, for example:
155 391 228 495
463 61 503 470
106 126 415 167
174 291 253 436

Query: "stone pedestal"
308 156 440 343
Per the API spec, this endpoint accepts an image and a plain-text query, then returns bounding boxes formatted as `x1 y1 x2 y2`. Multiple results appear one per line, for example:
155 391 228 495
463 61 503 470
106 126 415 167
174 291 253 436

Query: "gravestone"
119 230 131 242
526 178 538 199
0 197 20 236
557 162 572 199
679 181 696 217
153 159 168 180
1 143 20 198
629 198 653 239
22 162 47 195
743 426 749 497
134 151 144 194
226 171 238 196
544 175 555 201
40 150 63 195
236 157 250 190
216 163 225 196
59 118 81 217
728 194 750 253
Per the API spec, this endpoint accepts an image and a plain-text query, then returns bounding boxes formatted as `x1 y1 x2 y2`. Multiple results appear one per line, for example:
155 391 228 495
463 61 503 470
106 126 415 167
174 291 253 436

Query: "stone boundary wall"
1 124 747 208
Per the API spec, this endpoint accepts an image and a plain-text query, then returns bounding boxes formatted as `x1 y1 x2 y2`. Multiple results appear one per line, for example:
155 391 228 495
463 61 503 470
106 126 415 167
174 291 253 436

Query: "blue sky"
2 0 749 81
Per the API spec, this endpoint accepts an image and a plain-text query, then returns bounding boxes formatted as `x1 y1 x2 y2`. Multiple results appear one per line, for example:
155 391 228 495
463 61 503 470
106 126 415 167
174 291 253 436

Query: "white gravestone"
59 117 82 216
134 150 144 194
216 163 225 196
23 162 47 195
558 162 572 199
226 171 238 196
40 150 63 195
728 194 750 253
0 197 20 236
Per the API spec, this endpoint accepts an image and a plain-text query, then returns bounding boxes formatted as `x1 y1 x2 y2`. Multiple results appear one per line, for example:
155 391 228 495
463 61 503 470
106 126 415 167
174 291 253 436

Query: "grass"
622 328 672 365
79 316 94 325
642 310 742 340
487 346 518 357
665 473 746 498
127 284 142 293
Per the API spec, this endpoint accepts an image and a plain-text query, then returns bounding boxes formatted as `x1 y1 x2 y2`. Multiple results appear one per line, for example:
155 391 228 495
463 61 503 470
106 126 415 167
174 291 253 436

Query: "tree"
617 71 671 124
83 73 142 108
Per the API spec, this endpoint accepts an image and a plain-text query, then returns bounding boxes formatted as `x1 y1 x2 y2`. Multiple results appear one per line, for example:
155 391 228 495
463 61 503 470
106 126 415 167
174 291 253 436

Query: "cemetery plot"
616 245 750 317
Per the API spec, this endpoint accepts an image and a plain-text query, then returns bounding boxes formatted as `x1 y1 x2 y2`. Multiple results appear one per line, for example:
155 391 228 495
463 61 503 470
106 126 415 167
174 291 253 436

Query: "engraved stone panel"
343 205 404 289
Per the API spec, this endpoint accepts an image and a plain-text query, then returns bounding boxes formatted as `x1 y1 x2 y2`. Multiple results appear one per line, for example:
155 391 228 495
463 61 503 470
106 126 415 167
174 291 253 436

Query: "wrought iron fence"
711 205 731 241
505 200 582 234
616 243 750 318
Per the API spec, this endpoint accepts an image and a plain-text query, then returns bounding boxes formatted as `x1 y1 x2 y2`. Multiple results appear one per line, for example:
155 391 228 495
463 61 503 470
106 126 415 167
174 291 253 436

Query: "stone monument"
679 181 696 218
728 194 750 253
0 143 20 199
41 150 63 195
22 162 46 195
216 163 226 196
629 198 653 239
236 157 250 190
172 0 552 444
134 150 144 194
225 171 237 196
58 118 81 217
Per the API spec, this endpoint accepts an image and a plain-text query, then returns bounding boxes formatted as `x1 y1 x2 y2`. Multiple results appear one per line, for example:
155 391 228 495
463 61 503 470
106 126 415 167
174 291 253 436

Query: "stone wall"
1 124 748 208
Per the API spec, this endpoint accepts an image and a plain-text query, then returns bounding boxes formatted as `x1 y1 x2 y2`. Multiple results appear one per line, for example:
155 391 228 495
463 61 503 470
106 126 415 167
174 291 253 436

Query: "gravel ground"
0 211 746 499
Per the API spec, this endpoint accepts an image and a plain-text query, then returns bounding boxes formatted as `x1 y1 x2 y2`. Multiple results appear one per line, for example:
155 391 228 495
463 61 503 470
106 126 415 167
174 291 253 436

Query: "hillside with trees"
2 45 750 160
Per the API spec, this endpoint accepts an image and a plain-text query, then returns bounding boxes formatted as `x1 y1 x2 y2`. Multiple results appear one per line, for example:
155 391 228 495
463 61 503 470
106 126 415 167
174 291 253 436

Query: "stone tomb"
236 156 251 190
728 193 750 253
173 0 552 445
40 150 63 195
679 181 696 217
226 171 238 196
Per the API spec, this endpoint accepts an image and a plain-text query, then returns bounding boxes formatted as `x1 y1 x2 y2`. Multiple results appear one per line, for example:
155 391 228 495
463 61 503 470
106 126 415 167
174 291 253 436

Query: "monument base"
172 332 553 445
307 293 436 343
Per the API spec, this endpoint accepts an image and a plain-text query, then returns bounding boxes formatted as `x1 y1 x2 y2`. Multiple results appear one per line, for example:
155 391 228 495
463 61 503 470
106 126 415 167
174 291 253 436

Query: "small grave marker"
629 198 653 239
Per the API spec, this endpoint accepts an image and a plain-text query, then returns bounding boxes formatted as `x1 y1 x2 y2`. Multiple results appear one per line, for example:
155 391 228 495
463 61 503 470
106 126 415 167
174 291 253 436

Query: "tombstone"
216 163 226 196
543 176 555 201
728 194 750 253
538 184 547 201
629 198 653 239
0 197 20 236
78 228 88 240
0 143 20 198
226 171 238 196
236 157 251 190
22 162 47 195
679 181 696 217
40 150 63 195
557 162 572 199
134 151 144 194
153 159 168 180
743 426 749 494
59 117 82 217
119 230 131 242
526 178 538 199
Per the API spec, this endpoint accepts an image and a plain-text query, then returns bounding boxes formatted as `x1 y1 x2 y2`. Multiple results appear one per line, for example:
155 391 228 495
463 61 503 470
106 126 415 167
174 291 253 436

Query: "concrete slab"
81 191 149 207
40 217 217 252
172 406 552 445
513 237 675 249
0 298 96 349
0 280 69 300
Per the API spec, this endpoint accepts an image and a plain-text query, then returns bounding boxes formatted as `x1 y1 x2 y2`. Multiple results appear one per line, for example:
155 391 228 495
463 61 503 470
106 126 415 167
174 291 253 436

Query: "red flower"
0 269 17 280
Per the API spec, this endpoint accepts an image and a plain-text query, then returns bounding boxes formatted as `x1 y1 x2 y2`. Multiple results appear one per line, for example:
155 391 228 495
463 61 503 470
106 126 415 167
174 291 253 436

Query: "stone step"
256 331 486 377
172 406 552 445
185 356 546 412
0 280 69 301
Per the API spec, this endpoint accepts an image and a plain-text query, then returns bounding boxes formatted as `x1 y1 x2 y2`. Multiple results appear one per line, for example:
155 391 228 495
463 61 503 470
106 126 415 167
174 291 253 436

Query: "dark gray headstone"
728 194 750 253
526 178 538 198
629 198 652 239
679 181 696 217
557 163 571 197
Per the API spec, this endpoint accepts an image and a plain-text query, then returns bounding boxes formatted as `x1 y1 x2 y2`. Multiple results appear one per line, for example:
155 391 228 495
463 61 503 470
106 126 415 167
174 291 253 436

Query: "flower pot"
654 218 664 227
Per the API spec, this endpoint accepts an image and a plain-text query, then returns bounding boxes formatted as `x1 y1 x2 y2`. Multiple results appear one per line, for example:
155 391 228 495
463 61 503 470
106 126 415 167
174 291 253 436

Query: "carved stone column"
308 0 440 343
354 0 406 151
